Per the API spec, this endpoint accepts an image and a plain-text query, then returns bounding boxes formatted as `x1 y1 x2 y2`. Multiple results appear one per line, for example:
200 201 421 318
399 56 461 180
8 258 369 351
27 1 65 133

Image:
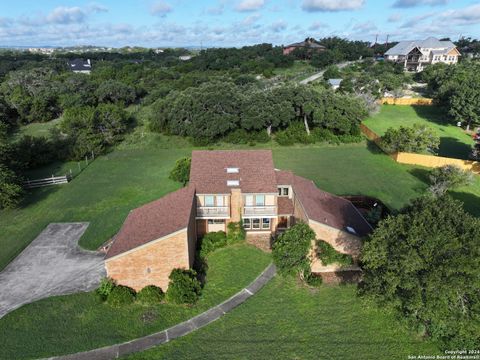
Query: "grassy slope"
3 138 480 273
125 277 440 360
0 244 271 360
363 105 473 159
0 147 189 271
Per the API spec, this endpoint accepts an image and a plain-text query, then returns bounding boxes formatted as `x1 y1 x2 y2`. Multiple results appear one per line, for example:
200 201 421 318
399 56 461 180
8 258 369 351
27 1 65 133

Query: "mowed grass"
0 147 189 271
12 117 62 141
363 105 474 159
125 277 440 360
0 243 271 360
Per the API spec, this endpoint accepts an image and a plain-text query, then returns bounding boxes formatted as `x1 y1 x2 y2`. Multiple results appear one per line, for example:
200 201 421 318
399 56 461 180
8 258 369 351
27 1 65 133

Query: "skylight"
226 167 239 173
227 180 239 186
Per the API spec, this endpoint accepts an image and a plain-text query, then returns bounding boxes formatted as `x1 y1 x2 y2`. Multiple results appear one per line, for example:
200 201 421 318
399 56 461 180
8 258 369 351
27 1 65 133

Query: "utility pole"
386 34 389 47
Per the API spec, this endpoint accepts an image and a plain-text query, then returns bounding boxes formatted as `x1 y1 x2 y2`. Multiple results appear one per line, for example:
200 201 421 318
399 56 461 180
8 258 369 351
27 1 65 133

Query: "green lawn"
12 117 61 140
363 105 474 159
3 138 480 273
125 277 440 360
0 243 271 360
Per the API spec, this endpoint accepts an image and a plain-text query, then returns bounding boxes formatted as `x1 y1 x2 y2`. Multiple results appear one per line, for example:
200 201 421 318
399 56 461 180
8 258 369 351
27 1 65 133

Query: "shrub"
199 231 227 258
381 124 440 154
428 165 474 196
136 285 165 305
107 285 136 307
223 129 270 145
305 273 323 287
365 205 383 226
272 223 316 277
166 268 202 305
169 157 191 186
95 277 116 301
316 240 353 267
227 221 246 243
275 123 314 146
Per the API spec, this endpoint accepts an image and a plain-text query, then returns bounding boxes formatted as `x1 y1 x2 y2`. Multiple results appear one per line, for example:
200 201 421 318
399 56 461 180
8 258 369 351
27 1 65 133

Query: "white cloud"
241 13 261 26
270 19 287 32
439 4 480 25
302 0 365 12
352 21 377 32
46 7 89 24
151 1 173 17
235 0 265 12
388 13 402 22
308 21 328 31
392 0 448 8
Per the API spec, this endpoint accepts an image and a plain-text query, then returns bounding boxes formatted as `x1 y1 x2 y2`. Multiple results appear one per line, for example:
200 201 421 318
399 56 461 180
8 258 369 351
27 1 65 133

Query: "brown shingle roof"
291 175 372 237
278 197 294 215
190 150 277 194
105 185 195 259
275 169 294 185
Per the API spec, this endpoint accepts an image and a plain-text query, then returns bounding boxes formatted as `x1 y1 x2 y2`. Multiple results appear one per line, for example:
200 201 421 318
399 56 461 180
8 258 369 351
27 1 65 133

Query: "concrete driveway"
0 223 105 319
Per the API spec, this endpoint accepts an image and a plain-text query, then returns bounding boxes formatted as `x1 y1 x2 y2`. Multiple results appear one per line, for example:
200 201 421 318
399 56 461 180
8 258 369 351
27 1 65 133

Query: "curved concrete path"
47 263 277 360
0 223 105 319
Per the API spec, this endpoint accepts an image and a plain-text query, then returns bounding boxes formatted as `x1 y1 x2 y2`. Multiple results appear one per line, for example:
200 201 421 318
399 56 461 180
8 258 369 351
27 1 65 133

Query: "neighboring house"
67 58 92 74
179 55 192 61
327 78 343 90
283 38 326 56
384 37 460 72
105 150 372 291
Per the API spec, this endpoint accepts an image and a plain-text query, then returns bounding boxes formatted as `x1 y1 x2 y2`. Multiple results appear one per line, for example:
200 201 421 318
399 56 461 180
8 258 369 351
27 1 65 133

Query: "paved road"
299 61 355 85
0 223 105 318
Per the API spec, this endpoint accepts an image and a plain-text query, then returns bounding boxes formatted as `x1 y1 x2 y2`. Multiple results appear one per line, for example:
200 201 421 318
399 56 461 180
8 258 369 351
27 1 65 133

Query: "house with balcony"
385 37 460 72
104 150 372 291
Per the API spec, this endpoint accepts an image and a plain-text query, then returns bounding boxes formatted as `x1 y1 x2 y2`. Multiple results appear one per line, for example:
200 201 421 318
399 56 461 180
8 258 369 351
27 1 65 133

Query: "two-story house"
104 150 371 291
385 37 460 72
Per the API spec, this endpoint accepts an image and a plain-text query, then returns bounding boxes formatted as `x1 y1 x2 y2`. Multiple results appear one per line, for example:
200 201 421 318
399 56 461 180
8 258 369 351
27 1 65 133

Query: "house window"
278 187 289 197
252 218 260 229
216 196 224 207
245 195 253 206
262 218 270 229
243 218 251 229
204 195 214 207
226 167 239 173
208 219 224 224
255 195 265 206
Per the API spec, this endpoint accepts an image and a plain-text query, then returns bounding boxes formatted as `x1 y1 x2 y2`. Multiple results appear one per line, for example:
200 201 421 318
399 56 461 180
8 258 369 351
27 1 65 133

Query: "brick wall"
105 229 191 292
229 188 243 222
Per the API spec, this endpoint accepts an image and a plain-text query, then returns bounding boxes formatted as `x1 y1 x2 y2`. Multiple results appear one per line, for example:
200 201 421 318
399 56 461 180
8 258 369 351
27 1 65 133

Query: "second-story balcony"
196 206 230 218
243 206 277 217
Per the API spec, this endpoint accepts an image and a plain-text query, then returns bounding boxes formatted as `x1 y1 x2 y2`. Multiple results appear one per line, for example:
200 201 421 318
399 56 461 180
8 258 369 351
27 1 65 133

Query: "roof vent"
227 180 239 186
346 226 357 234
226 167 239 173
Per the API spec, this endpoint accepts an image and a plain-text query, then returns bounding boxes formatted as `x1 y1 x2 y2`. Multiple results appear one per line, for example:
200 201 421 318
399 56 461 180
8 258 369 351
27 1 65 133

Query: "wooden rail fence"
23 175 71 189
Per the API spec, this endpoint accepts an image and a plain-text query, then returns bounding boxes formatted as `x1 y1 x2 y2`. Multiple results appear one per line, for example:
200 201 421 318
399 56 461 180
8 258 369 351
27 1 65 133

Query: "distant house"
67 59 92 74
283 38 326 56
327 78 343 90
104 150 371 291
179 55 192 61
384 37 460 72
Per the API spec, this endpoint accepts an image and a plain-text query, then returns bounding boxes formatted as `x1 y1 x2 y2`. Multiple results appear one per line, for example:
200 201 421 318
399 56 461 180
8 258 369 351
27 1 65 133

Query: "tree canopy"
360 195 480 349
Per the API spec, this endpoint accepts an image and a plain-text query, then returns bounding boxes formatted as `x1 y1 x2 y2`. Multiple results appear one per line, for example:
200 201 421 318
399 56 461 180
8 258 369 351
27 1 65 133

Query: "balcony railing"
196 206 229 217
243 206 277 216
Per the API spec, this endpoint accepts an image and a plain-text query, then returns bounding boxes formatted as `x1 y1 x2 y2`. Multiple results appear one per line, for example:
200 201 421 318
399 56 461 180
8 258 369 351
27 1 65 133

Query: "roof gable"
190 150 277 194
105 185 195 259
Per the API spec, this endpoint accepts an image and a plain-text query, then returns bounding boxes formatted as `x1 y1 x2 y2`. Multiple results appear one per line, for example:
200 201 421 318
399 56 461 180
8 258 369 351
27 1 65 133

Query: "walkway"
47 263 277 360
0 223 105 319
299 61 355 85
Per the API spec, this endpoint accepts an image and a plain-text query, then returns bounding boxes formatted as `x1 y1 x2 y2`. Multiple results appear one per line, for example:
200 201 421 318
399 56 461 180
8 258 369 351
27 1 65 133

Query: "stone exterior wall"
308 220 362 257
105 229 191 291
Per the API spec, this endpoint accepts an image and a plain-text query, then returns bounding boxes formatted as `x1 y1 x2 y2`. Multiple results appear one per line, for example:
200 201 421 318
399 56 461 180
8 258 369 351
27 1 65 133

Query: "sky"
0 0 479 48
